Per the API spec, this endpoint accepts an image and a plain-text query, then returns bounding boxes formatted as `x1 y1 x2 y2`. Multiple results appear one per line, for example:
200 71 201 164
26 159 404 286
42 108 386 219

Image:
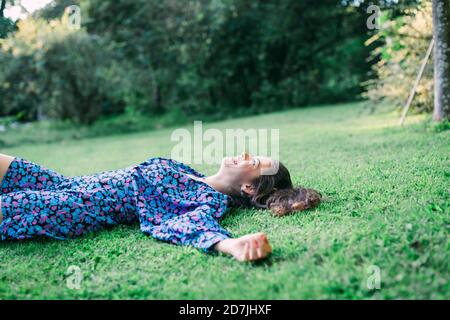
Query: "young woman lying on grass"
0 152 320 262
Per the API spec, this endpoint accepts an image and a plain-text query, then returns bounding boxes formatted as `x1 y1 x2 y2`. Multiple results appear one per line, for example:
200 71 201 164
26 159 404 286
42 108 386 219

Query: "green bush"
84 0 373 115
0 18 127 124
2 0 416 125
0 51 38 120
43 32 125 124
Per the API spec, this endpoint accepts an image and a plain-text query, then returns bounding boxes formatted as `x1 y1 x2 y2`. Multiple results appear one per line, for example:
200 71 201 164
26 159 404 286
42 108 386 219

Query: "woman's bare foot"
214 232 272 262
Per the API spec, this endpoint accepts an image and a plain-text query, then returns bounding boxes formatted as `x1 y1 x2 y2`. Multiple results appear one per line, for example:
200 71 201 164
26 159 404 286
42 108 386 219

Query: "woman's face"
218 153 276 192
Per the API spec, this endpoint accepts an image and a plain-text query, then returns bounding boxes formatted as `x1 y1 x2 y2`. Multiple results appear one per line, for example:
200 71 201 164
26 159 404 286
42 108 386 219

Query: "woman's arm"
139 205 232 252
214 232 272 262
138 205 272 261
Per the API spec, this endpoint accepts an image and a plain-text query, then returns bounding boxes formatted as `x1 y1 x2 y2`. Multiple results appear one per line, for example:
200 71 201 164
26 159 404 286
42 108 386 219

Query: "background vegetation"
363 1 433 114
0 0 426 129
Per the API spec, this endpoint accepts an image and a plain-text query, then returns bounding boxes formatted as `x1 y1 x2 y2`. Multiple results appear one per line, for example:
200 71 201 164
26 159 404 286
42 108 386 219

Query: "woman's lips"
225 155 248 166
226 156 238 166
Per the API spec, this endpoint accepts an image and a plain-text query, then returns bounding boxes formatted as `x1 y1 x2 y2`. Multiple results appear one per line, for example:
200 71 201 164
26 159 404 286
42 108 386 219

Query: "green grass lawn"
0 102 448 299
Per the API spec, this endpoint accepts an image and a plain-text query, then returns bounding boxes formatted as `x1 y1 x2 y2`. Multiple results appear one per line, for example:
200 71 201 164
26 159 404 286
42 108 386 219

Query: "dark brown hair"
266 187 321 216
230 161 321 216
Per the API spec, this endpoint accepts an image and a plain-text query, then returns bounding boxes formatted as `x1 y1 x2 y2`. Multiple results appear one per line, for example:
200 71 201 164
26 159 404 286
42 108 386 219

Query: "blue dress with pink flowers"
0 157 232 252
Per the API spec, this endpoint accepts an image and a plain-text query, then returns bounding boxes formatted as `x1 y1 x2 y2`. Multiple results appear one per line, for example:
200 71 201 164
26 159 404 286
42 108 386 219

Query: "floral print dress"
0 157 232 252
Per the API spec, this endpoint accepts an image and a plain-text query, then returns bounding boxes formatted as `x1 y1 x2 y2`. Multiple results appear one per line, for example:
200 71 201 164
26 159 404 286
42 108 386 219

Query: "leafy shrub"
0 18 126 124
43 32 125 124
363 2 433 113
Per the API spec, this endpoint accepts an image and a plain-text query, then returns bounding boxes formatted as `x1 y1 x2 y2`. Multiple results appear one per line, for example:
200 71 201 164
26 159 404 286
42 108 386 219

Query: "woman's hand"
214 232 272 262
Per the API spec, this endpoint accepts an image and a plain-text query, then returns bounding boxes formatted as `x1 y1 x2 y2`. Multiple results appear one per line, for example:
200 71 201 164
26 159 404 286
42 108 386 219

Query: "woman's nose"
241 152 250 161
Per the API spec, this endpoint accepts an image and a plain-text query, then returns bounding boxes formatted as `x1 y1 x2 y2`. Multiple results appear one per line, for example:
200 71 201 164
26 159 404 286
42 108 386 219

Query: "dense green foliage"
364 1 433 113
0 0 382 124
82 0 375 114
0 0 436 123
0 102 448 299
0 18 126 123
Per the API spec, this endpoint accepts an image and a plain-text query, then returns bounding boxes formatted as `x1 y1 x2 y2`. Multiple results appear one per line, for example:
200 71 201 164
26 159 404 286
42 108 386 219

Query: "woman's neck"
204 174 237 196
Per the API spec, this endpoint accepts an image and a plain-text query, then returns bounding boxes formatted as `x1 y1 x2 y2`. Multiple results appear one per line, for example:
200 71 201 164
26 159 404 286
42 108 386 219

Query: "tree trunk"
0 0 6 18
432 0 450 121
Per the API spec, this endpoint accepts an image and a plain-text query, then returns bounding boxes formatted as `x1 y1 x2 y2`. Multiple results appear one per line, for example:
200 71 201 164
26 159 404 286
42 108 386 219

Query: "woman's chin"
221 157 234 168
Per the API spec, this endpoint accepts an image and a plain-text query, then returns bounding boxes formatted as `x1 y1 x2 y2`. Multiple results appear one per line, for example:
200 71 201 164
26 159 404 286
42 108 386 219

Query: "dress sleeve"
140 205 232 253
